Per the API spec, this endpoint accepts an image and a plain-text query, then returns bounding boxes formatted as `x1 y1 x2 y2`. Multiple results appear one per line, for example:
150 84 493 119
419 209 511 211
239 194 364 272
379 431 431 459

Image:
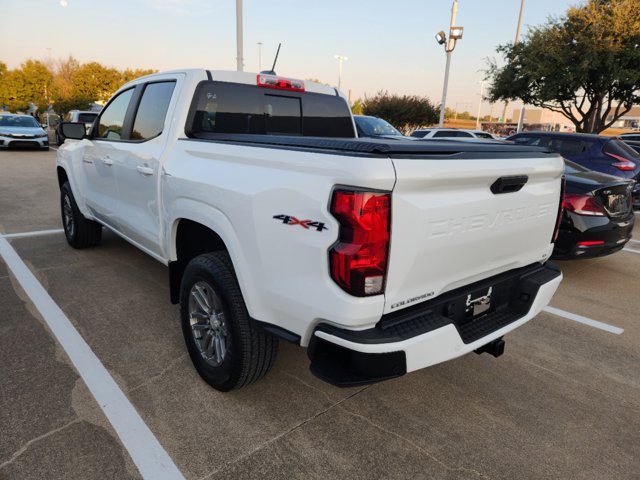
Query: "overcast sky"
1 0 581 117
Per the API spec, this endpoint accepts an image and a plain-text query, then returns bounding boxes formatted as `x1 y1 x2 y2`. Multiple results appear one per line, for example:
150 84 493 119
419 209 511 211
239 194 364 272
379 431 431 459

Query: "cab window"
96 89 135 140
131 81 176 140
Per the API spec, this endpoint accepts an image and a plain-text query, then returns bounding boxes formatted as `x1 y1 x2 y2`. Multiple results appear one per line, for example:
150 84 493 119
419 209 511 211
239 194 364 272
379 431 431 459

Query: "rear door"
384 150 563 314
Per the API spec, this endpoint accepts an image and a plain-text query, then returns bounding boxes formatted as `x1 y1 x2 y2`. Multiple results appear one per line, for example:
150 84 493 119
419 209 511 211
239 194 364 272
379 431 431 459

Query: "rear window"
77 113 98 123
433 130 456 138
548 138 590 156
512 135 557 148
604 139 640 160
187 81 354 138
410 130 430 138
475 132 493 139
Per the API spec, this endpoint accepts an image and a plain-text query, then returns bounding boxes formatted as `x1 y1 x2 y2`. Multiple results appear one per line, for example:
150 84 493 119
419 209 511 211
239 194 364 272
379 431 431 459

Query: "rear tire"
60 182 102 249
180 252 278 391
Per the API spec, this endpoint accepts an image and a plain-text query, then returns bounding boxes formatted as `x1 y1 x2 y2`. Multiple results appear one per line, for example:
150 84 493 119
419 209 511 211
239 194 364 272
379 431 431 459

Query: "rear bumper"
552 211 634 259
308 262 562 386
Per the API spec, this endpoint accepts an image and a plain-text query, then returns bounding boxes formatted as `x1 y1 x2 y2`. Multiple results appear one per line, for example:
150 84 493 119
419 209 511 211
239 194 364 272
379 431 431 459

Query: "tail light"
552 176 566 243
329 189 391 296
562 193 606 216
604 152 636 171
257 74 305 92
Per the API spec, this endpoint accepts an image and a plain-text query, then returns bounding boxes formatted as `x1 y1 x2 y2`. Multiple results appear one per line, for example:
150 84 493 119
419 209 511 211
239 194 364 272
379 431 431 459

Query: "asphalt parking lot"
1 149 639 480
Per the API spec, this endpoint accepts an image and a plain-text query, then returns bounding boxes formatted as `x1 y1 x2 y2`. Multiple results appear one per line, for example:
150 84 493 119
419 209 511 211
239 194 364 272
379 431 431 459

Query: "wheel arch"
169 216 240 306
57 166 69 190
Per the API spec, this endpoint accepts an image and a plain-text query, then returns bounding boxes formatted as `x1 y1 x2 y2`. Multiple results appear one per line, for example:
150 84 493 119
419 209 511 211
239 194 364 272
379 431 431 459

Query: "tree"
351 98 364 115
363 91 438 133
50 56 81 106
121 68 157 84
486 0 640 133
0 60 52 112
72 62 121 104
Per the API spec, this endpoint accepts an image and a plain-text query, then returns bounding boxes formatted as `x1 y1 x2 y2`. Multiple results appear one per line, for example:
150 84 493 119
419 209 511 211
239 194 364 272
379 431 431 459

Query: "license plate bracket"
465 286 492 318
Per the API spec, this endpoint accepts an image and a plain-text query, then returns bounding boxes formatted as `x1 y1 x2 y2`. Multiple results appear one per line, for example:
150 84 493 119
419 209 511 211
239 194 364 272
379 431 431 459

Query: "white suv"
411 128 499 140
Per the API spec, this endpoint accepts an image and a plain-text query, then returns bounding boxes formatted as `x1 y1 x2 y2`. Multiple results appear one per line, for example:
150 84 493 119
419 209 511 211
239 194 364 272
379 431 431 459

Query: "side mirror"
60 122 87 140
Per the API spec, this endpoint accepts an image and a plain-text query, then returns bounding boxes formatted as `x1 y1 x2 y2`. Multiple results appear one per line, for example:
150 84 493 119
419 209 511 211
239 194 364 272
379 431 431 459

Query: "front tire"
180 252 278 391
60 182 102 249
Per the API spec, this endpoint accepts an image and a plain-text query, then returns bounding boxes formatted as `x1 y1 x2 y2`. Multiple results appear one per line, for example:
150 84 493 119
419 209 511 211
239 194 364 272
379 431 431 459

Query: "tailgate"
384 152 563 314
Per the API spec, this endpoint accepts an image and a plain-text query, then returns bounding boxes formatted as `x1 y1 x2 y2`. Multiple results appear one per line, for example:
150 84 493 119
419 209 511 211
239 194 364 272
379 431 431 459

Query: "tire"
60 182 102 249
180 252 278 391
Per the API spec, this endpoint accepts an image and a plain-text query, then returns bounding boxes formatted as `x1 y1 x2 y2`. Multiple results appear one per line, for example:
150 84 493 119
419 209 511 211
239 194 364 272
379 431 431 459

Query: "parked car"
56 110 98 145
0 114 49 150
411 128 499 140
507 132 640 209
619 132 640 142
554 160 635 259
353 115 409 140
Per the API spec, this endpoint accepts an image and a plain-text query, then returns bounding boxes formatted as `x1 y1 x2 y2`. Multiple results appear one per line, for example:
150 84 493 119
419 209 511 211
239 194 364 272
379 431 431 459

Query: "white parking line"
623 248 640 255
543 306 624 335
0 235 185 480
629 239 640 245
3 228 64 239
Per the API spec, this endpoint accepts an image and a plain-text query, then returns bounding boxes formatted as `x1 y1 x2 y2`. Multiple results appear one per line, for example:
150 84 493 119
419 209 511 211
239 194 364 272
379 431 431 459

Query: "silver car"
0 114 50 150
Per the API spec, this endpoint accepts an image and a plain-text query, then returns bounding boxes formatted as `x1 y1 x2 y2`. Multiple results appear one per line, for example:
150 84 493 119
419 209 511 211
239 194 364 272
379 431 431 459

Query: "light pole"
235 0 244 71
257 42 263 71
436 0 464 128
334 55 348 91
475 80 485 130
501 0 525 123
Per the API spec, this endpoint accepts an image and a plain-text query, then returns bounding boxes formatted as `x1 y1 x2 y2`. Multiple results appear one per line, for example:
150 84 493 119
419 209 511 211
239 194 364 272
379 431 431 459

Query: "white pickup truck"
56 69 564 391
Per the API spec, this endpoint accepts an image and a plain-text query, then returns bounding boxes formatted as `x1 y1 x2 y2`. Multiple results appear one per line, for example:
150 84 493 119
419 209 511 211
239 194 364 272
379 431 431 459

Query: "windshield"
0 115 40 128
355 116 403 137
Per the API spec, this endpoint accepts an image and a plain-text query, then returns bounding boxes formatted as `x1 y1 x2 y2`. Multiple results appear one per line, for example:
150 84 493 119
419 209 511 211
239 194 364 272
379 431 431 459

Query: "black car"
554 160 635 259
507 131 640 209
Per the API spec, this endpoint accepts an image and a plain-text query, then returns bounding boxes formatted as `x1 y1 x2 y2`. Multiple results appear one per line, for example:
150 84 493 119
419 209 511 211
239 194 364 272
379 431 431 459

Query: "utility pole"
257 42 263 71
501 0 525 123
475 80 485 130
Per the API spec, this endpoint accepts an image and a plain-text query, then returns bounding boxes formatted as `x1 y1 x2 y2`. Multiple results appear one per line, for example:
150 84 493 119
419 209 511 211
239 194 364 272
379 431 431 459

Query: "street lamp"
334 54 348 91
501 0 525 123
257 42 263 71
437 0 464 128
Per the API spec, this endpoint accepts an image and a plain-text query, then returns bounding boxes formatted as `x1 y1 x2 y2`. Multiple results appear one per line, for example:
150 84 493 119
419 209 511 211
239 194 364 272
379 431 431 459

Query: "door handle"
102 157 113 166
137 165 154 176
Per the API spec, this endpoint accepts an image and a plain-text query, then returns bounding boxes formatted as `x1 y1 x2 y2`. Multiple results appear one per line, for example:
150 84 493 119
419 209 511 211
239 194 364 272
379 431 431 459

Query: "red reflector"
577 240 605 247
604 152 636 171
256 74 305 92
329 189 391 296
562 193 606 216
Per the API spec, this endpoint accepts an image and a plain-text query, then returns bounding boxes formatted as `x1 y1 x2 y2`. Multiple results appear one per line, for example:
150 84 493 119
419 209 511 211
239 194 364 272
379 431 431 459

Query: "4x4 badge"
273 215 327 232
